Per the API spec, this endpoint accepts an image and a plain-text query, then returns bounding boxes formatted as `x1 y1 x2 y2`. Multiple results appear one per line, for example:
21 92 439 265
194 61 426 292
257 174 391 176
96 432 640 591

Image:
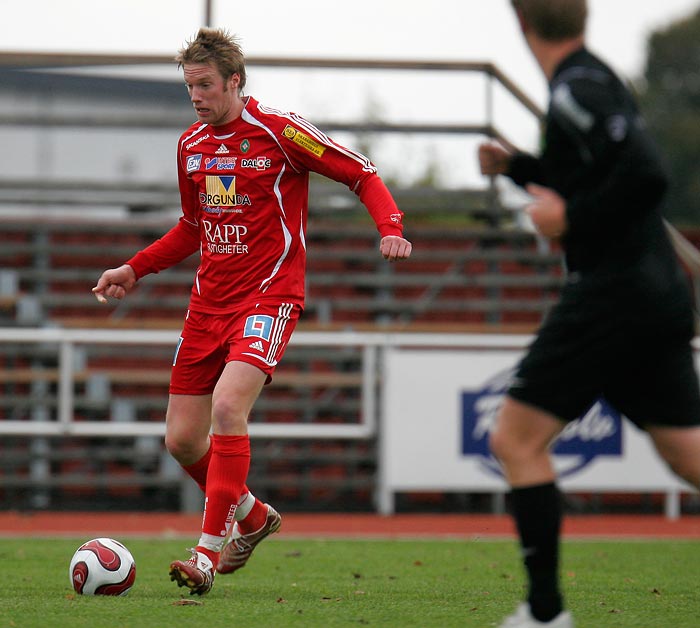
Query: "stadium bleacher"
0 182 566 512
7 54 695 516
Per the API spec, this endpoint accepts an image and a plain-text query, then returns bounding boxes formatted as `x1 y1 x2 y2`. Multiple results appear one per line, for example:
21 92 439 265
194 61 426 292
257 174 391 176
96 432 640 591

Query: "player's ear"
230 73 240 92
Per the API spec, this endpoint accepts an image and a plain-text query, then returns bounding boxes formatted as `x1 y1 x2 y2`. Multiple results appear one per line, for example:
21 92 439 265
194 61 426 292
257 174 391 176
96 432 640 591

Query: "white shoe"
499 603 574 627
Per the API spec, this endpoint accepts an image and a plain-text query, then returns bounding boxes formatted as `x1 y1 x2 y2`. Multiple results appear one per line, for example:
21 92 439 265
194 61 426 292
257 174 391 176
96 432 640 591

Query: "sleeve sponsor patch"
282 124 326 157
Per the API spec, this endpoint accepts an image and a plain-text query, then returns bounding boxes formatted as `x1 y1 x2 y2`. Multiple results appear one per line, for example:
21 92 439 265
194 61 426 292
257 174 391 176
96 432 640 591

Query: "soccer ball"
69 537 136 596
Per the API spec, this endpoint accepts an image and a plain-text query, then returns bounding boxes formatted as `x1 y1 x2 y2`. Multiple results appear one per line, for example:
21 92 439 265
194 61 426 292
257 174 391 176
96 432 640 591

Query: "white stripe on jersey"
240 108 299 173
273 163 287 219
299 220 306 252
179 123 209 171
195 268 202 295
257 103 376 174
259 214 292 293
180 123 209 150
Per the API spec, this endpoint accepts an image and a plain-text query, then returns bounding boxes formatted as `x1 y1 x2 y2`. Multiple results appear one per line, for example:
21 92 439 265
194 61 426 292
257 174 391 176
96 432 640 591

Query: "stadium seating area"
4 187 700 515
0 184 564 329
5 56 698 517
0 185 566 512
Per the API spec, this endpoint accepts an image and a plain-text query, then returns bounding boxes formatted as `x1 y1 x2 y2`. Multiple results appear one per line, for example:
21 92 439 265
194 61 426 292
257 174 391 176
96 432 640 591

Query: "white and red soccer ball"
69 537 136 596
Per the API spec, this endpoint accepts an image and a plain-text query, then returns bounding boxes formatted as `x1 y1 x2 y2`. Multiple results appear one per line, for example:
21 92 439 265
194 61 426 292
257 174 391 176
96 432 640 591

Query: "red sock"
202 434 250 543
182 441 212 493
195 546 219 566
238 498 268 534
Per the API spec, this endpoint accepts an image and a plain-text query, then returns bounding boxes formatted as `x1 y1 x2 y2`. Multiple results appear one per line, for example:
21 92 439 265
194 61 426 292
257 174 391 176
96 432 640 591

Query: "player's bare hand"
380 235 412 262
92 264 137 304
525 183 567 239
478 143 512 176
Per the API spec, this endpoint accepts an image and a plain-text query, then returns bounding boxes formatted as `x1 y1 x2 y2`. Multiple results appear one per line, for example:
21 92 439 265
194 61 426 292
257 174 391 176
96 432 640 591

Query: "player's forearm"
127 218 200 279
356 174 404 237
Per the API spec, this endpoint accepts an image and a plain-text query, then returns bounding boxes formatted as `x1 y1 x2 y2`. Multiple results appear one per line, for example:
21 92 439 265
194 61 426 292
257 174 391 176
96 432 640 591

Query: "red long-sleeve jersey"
127 96 404 313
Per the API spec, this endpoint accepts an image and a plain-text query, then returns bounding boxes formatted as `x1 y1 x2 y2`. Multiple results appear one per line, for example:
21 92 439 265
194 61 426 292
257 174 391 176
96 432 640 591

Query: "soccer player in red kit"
93 27 412 595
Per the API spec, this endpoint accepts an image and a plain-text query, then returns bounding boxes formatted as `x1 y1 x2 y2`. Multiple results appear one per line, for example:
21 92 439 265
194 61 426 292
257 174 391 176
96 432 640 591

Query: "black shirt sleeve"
550 73 668 241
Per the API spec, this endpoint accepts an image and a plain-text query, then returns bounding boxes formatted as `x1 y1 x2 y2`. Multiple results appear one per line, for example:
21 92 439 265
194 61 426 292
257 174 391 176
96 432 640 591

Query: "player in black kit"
478 1 700 627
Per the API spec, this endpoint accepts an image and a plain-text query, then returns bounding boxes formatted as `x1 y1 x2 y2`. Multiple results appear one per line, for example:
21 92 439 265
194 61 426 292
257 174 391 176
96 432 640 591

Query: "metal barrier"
0 326 529 440
1 327 693 517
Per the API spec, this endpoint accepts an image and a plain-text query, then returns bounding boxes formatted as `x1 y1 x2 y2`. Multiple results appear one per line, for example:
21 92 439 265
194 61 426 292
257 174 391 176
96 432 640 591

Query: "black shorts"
508 289 700 428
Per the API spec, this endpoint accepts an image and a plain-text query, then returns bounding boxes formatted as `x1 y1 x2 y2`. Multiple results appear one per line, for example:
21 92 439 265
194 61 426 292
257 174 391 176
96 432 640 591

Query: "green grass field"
2 537 698 628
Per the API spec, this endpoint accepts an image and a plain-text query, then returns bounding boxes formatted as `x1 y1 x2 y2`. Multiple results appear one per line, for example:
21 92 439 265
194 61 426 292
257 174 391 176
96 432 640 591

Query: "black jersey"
507 47 693 325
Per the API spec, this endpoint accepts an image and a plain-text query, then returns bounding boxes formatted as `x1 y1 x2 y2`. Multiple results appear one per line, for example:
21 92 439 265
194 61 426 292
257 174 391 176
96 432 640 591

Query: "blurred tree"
638 8 700 226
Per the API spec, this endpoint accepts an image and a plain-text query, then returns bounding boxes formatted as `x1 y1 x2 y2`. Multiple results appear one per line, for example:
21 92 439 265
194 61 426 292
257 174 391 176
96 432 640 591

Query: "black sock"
510 482 563 622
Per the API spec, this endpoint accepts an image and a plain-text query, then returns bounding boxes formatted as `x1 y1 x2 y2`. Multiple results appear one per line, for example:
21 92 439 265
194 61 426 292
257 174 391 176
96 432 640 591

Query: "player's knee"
164 432 198 463
211 397 248 433
489 427 549 467
489 428 522 464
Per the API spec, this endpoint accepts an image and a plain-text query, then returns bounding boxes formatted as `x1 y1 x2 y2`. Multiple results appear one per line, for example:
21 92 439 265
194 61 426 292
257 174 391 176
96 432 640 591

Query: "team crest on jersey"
243 315 274 341
282 125 326 157
240 139 251 153
186 154 202 173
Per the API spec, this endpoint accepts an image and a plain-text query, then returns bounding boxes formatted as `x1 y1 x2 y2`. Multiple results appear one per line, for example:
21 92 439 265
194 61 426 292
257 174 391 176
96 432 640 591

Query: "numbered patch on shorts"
243 314 274 341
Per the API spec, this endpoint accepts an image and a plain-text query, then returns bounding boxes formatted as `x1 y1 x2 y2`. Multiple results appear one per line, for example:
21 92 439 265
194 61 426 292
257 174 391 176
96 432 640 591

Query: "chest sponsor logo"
205 157 237 170
202 219 249 254
200 175 251 208
282 125 326 157
461 368 622 478
243 315 274 341
186 154 202 173
241 156 272 171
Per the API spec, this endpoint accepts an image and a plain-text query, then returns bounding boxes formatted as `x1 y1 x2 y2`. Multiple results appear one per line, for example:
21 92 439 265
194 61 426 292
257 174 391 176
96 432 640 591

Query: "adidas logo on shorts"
248 340 264 352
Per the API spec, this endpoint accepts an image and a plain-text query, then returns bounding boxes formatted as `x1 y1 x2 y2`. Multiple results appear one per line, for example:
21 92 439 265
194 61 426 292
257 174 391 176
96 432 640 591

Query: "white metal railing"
0 327 531 438
2 327 697 518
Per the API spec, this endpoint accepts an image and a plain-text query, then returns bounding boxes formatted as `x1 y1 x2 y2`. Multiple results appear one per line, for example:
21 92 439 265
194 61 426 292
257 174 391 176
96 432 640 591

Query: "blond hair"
175 27 247 91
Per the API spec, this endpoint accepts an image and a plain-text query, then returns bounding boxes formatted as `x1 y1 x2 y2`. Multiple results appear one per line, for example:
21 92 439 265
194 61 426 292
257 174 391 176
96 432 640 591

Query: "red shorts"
169 302 301 395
